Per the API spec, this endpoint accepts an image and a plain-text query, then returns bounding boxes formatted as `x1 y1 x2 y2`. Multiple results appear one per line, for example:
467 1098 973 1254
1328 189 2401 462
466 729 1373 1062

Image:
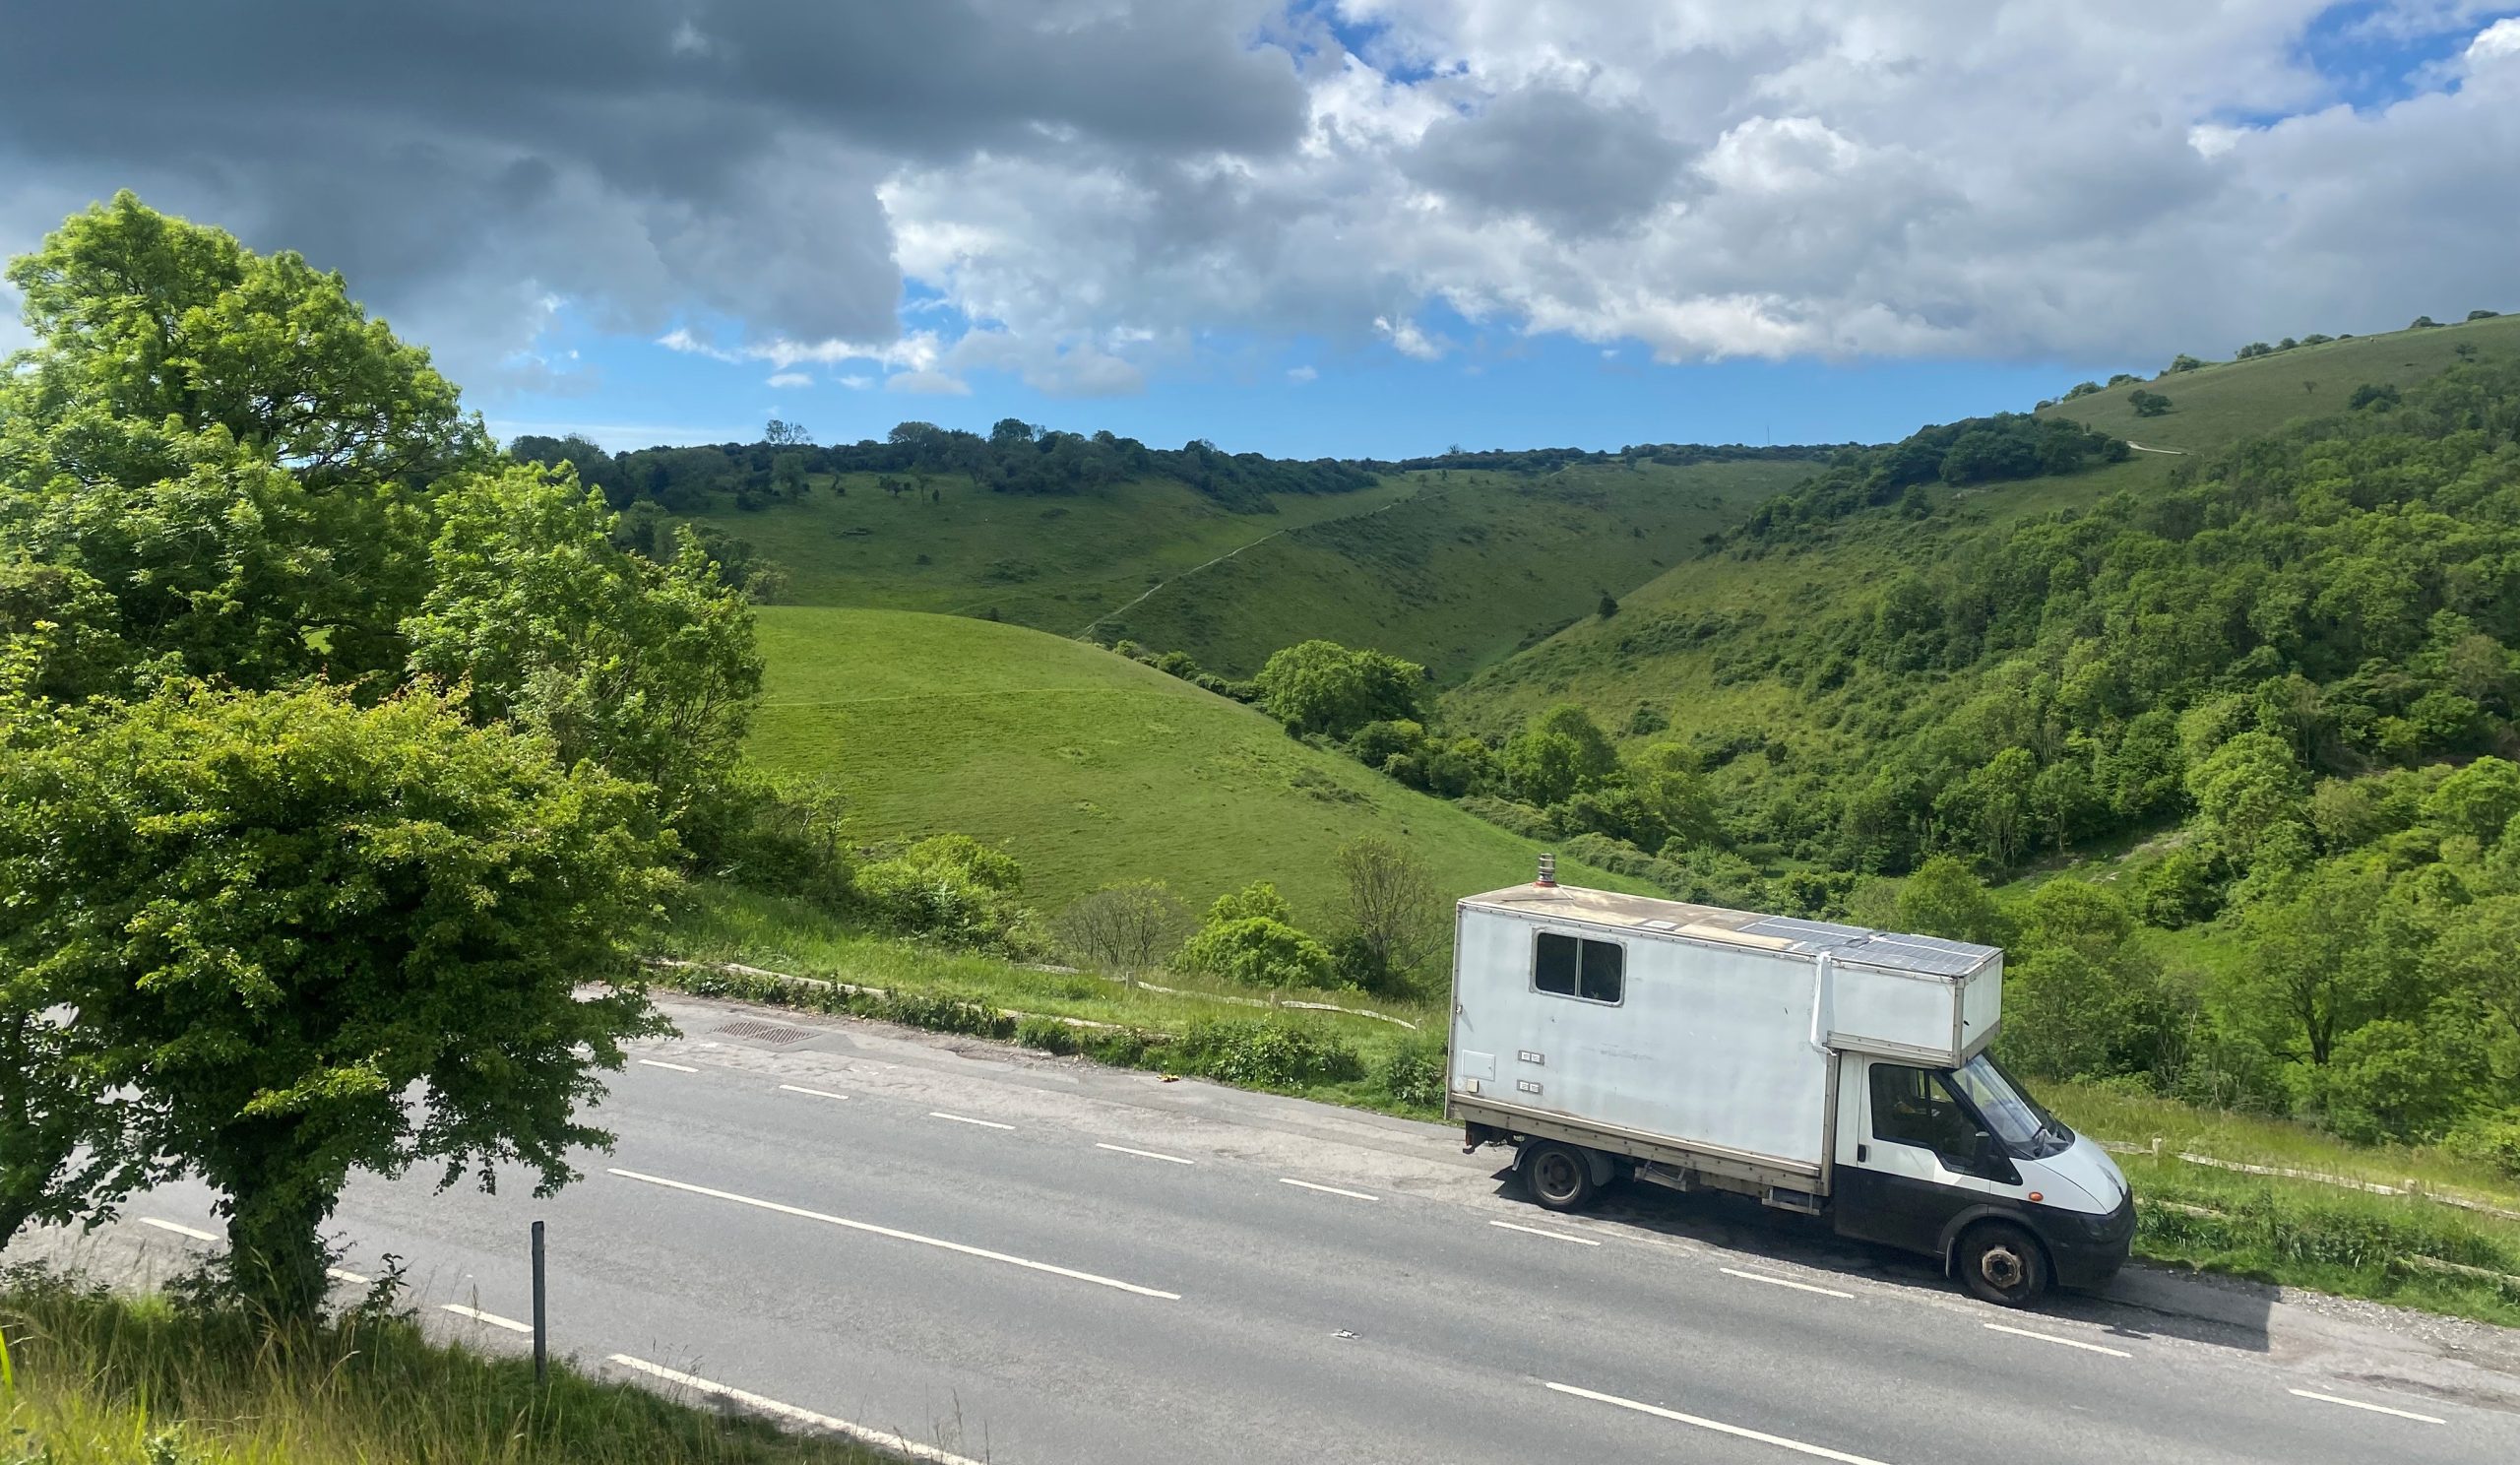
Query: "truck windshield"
1950 1053 2074 1159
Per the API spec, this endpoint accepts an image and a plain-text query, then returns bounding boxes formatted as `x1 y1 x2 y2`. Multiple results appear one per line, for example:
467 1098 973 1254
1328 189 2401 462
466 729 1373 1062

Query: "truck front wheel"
1522 1142 1597 1212
1956 1221 2050 1306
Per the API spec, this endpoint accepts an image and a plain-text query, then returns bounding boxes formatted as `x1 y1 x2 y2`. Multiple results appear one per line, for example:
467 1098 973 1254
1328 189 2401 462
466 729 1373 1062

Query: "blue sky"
488 302 2132 458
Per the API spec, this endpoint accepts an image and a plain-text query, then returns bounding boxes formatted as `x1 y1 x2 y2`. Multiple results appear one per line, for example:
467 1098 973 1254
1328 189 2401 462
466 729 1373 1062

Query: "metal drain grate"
713 1019 818 1046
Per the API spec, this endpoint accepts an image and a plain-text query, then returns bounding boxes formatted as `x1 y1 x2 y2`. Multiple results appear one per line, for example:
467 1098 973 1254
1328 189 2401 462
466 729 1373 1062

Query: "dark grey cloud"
0 0 1304 381
1402 86 1690 233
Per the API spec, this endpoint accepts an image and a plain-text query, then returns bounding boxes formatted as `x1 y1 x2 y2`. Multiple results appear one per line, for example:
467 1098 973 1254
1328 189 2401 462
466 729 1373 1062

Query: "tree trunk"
222 1167 332 1325
0 1017 71 1256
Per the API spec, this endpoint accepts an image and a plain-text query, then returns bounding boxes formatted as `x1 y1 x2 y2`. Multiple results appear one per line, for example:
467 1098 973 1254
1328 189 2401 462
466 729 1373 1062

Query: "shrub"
1015 1015 1084 1054
2349 382 2401 411
1170 1019 1364 1087
2443 1111 2520 1180
1457 793 1559 841
1373 1035 1449 1110
1054 880 1191 972
1179 916 1336 987
2128 389 2173 417
853 834 1035 953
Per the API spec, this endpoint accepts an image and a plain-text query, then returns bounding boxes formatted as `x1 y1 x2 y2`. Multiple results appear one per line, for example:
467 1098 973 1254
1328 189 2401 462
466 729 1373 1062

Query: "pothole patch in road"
713 1019 821 1047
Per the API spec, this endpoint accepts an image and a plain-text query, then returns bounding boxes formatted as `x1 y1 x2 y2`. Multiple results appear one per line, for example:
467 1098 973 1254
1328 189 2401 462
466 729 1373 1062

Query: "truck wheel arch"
1935 1203 2048 1273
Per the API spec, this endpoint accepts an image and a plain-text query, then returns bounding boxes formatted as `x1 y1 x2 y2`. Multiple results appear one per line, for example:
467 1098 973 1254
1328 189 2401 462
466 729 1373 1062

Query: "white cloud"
12 0 2519 398
838 373 874 389
767 370 812 388
1374 313 1450 360
1287 363 1318 381
885 368 972 395
2470 16 2520 62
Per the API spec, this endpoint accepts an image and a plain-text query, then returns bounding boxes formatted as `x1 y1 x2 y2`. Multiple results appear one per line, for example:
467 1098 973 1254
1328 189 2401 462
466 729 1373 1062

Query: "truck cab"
1447 866 2132 1307
1833 1050 2133 1304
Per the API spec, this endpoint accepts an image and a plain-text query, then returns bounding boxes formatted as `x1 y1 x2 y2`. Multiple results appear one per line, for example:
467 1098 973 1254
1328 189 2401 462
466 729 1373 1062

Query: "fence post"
531 1219 547 1387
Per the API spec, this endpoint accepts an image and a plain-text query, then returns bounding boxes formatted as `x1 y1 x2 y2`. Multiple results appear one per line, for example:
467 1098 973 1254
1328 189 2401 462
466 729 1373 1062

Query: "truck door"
1832 1056 2017 1255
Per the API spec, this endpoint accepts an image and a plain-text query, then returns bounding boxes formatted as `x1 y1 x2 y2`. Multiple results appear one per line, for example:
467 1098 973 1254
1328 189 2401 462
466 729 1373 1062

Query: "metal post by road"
531 1219 547 1386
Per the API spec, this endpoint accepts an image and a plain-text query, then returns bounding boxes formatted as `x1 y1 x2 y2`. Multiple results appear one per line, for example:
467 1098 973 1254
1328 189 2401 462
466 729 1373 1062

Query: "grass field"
695 473 1417 633
745 606 1645 927
2044 311 2520 452
1102 458 1815 682
0 1273 889 1464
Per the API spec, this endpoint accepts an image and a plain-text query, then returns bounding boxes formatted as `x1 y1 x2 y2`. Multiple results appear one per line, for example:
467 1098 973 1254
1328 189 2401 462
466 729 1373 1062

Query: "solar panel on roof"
1737 915 1997 975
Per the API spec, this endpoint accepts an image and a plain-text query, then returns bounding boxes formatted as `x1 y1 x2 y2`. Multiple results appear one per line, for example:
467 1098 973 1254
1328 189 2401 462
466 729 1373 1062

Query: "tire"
1956 1221 2050 1307
1522 1142 1597 1212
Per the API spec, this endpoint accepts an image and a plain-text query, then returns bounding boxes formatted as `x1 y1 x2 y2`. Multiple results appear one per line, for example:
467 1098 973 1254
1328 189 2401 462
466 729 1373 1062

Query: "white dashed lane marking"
1722 1266 1853 1299
138 1217 220 1242
1984 1322 2130 1358
2287 1388 2444 1425
1097 1142 1194 1165
610 1355 986 1465
440 1303 533 1333
608 1167 1179 1300
927 1111 1015 1130
778 1084 850 1101
1490 1219 1600 1245
637 1059 698 1073
1279 1178 1378 1202
1545 1380 1892 1464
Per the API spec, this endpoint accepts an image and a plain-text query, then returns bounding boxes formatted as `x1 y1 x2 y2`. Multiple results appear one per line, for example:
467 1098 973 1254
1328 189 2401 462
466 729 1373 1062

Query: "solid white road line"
328 1267 370 1285
927 1111 1015 1130
1544 1381 1892 1465
1097 1142 1194 1165
1722 1266 1854 1299
608 1167 1180 1300
610 1355 985 1465
2287 1387 2445 1425
1984 1321 2131 1358
440 1303 533 1333
1490 1219 1601 1245
1279 1178 1378 1201
637 1058 698 1073
138 1217 220 1242
778 1083 850 1101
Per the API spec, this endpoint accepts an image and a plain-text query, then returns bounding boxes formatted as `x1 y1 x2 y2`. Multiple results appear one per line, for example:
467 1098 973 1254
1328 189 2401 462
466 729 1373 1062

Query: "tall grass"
0 1269 886 1464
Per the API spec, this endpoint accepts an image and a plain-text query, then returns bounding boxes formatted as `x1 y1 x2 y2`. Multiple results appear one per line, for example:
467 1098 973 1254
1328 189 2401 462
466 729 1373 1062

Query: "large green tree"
1251 640 1423 738
402 465 763 820
0 193 482 693
0 682 670 1317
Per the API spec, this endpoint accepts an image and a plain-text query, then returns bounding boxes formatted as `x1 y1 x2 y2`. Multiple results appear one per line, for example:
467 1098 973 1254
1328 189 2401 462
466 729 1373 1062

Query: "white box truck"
1447 861 2133 1306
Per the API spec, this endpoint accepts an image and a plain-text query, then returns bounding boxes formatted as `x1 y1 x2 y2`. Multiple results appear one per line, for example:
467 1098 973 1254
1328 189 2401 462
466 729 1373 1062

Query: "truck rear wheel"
1956 1221 2049 1307
1522 1142 1597 1212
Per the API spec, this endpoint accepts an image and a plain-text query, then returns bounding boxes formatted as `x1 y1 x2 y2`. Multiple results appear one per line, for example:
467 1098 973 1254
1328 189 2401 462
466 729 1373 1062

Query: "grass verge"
0 1268 891 1464
654 883 1446 1119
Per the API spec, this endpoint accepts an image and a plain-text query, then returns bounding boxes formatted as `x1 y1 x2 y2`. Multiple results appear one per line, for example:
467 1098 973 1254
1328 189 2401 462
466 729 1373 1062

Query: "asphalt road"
46 991 2520 1465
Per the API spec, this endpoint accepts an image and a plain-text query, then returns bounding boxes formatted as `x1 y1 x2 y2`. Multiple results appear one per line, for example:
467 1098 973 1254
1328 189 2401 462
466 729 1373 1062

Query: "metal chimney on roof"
1536 852 1556 888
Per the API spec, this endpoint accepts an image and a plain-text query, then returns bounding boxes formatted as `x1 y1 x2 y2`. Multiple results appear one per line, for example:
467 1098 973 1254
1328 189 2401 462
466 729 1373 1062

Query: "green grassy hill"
2045 312 2520 452
1097 457 1813 682
745 606 1644 924
1446 316 2520 750
696 474 1416 632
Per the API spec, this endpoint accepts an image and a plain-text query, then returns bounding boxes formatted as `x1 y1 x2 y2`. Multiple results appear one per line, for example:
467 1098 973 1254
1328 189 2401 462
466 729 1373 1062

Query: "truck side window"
1533 931 1624 1004
1869 1063 1976 1157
